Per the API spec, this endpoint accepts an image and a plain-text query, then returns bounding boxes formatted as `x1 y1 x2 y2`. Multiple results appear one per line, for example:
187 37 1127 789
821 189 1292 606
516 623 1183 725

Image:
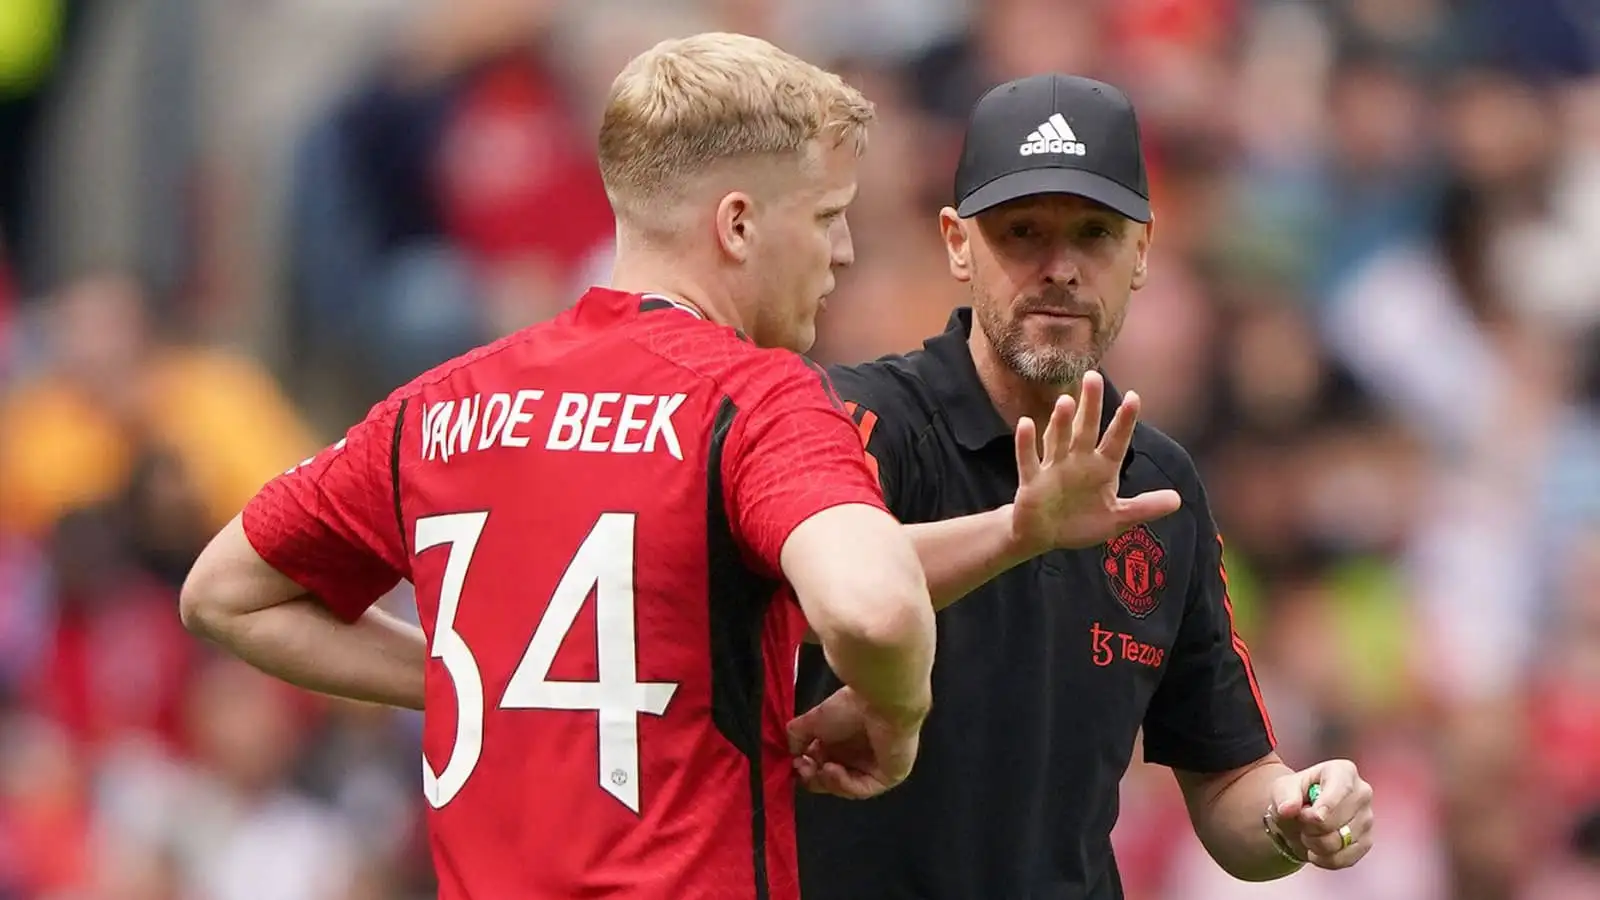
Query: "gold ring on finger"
1338 824 1354 850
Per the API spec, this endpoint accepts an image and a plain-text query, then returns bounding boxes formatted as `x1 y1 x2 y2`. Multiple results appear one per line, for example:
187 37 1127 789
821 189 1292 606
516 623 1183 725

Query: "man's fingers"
1115 491 1182 530
1298 763 1358 832
1271 773 1308 820
795 755 819 782
1041 394 1075 466
1096 390 1140 463
1305 817 1373 870
827 763 884 799
1015 416 1041 484
1068 371 1103 454
798 764 857 798
1302 828 1348 857
786 713 815 755
795 756 835 794
1304 779 1373 843
800 761 887 799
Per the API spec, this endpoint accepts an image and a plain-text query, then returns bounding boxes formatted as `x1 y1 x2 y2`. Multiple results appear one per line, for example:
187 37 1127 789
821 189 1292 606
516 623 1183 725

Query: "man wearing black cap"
794 74 1377 898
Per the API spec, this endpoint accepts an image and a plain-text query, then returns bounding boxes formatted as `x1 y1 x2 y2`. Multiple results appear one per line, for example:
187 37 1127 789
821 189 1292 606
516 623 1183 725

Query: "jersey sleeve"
825 363 921 514
241 398 409 623
723 356 889 579
1141 482 1277 773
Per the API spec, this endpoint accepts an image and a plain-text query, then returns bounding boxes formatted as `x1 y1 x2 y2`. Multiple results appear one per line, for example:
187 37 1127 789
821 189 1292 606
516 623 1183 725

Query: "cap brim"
956 168 1151 222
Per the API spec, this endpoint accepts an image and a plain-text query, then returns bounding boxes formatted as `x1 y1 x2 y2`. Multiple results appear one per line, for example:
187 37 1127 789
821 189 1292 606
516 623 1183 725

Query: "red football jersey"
243 288 888 899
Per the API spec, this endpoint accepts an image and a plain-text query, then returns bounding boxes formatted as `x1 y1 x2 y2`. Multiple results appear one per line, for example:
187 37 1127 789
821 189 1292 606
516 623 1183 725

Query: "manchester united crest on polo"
1102 525 1167 618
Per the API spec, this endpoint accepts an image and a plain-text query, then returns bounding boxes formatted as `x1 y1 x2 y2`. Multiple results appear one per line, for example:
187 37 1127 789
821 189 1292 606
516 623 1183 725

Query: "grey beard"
977 296 1103 387
997 339 1097 388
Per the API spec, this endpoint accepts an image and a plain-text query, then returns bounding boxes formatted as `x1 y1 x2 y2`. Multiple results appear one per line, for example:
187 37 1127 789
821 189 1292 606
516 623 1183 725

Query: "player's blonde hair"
598 32 874 232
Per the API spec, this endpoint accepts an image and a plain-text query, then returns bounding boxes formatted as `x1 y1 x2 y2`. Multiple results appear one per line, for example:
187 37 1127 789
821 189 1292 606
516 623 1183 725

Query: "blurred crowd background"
1 0 1598 898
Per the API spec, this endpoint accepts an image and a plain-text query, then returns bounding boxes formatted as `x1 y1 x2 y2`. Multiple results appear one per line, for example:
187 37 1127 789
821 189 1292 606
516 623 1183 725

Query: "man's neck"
609 251 746 334
967 324 1078 442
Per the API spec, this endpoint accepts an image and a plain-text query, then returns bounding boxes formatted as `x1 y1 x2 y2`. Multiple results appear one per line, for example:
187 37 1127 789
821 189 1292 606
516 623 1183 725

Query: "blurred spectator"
119 447 212 592
1529 527 1600 838
2 2 1598 898
0 713 94 896
0 270 317 539
22 505 197 758
95 657 364 900
284 0 614 411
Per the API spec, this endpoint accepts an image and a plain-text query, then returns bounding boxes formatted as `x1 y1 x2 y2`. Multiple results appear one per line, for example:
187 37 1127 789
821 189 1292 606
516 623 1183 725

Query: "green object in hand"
1307 783 1321 805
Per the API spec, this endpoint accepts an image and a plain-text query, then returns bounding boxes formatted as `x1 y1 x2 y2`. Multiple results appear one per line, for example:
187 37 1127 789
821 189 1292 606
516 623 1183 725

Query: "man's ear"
939 207 972 283
1130 216 1154 290
716 192 755 263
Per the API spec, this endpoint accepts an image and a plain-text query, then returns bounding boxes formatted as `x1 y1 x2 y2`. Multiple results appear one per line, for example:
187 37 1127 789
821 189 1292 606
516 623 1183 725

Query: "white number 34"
414 511 678 814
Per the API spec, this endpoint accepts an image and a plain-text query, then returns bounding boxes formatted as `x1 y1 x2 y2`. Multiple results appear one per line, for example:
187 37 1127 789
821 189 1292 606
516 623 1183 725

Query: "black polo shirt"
796 309 1276 900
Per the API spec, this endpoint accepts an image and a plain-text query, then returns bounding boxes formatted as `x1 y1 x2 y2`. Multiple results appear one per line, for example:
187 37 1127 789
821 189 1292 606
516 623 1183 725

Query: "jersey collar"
920 307 1125 454
638 293 706 319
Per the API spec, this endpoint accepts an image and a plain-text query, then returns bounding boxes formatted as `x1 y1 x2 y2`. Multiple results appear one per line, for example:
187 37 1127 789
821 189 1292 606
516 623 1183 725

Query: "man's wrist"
1262 810 1308 870
1000 504 1049 563
872 689 931 733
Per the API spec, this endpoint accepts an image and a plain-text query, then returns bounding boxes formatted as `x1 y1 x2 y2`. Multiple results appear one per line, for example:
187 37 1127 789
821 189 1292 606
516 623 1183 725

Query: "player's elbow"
813 558 935 725
796 520 935 685
783 503 935 651
179 516 270 642
179 573 218 638
819 568 934 656
784 505 935 721
179 552 234 640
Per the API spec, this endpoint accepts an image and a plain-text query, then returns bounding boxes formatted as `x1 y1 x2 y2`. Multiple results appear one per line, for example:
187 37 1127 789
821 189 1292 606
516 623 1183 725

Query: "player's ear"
716 192 755 263
939 207 972 283
1130 215 1154 291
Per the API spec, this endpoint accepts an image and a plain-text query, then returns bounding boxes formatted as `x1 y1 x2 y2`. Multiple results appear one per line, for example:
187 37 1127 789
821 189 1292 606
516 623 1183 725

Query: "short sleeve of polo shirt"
824 363 925 515
1141 480 1277 773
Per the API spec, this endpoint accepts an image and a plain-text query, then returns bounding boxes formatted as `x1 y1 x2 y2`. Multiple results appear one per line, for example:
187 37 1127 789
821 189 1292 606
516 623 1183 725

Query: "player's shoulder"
1128 419 1205 504
826 349 942 428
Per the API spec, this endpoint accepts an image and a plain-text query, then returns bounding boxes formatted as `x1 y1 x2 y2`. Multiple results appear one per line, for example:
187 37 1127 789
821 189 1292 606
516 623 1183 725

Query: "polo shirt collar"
920 308 1124 454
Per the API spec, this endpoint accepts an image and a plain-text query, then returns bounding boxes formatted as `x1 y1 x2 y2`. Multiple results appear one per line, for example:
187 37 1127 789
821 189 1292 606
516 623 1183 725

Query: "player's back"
395 288 822 899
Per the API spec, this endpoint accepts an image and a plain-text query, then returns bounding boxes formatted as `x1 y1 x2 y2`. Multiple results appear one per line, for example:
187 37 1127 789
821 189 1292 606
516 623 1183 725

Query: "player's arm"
180 400 426 710
901 509 1032 610
829 367 1033 610
780 505 934 724
730 362 935 726
1166 506 1376 878
1141 481 1297 880
1174 752 1302 881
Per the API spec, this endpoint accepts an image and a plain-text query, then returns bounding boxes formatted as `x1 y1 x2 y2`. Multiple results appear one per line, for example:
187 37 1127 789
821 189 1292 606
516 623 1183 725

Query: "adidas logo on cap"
1020 113 1086 157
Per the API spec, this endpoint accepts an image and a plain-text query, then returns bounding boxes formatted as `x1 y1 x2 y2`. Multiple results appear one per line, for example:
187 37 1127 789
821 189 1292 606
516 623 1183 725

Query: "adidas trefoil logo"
1020 113 1086 157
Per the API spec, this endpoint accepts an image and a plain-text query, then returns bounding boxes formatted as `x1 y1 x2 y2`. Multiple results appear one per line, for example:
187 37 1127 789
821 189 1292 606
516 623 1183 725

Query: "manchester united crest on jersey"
1102 525 1168 618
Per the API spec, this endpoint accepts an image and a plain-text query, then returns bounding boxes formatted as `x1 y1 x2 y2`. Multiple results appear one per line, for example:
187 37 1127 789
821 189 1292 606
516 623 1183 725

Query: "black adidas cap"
953 73 1150 222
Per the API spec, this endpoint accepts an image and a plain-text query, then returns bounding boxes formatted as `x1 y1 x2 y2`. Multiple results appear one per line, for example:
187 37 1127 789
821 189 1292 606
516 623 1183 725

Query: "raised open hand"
1010 371 1182 556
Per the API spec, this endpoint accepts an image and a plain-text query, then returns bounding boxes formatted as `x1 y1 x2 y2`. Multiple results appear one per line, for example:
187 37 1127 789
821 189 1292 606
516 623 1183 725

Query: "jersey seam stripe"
842 403 883 489
800 357 846 412
391 398 409 556
1217 535 1274 746
704 396 773 900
